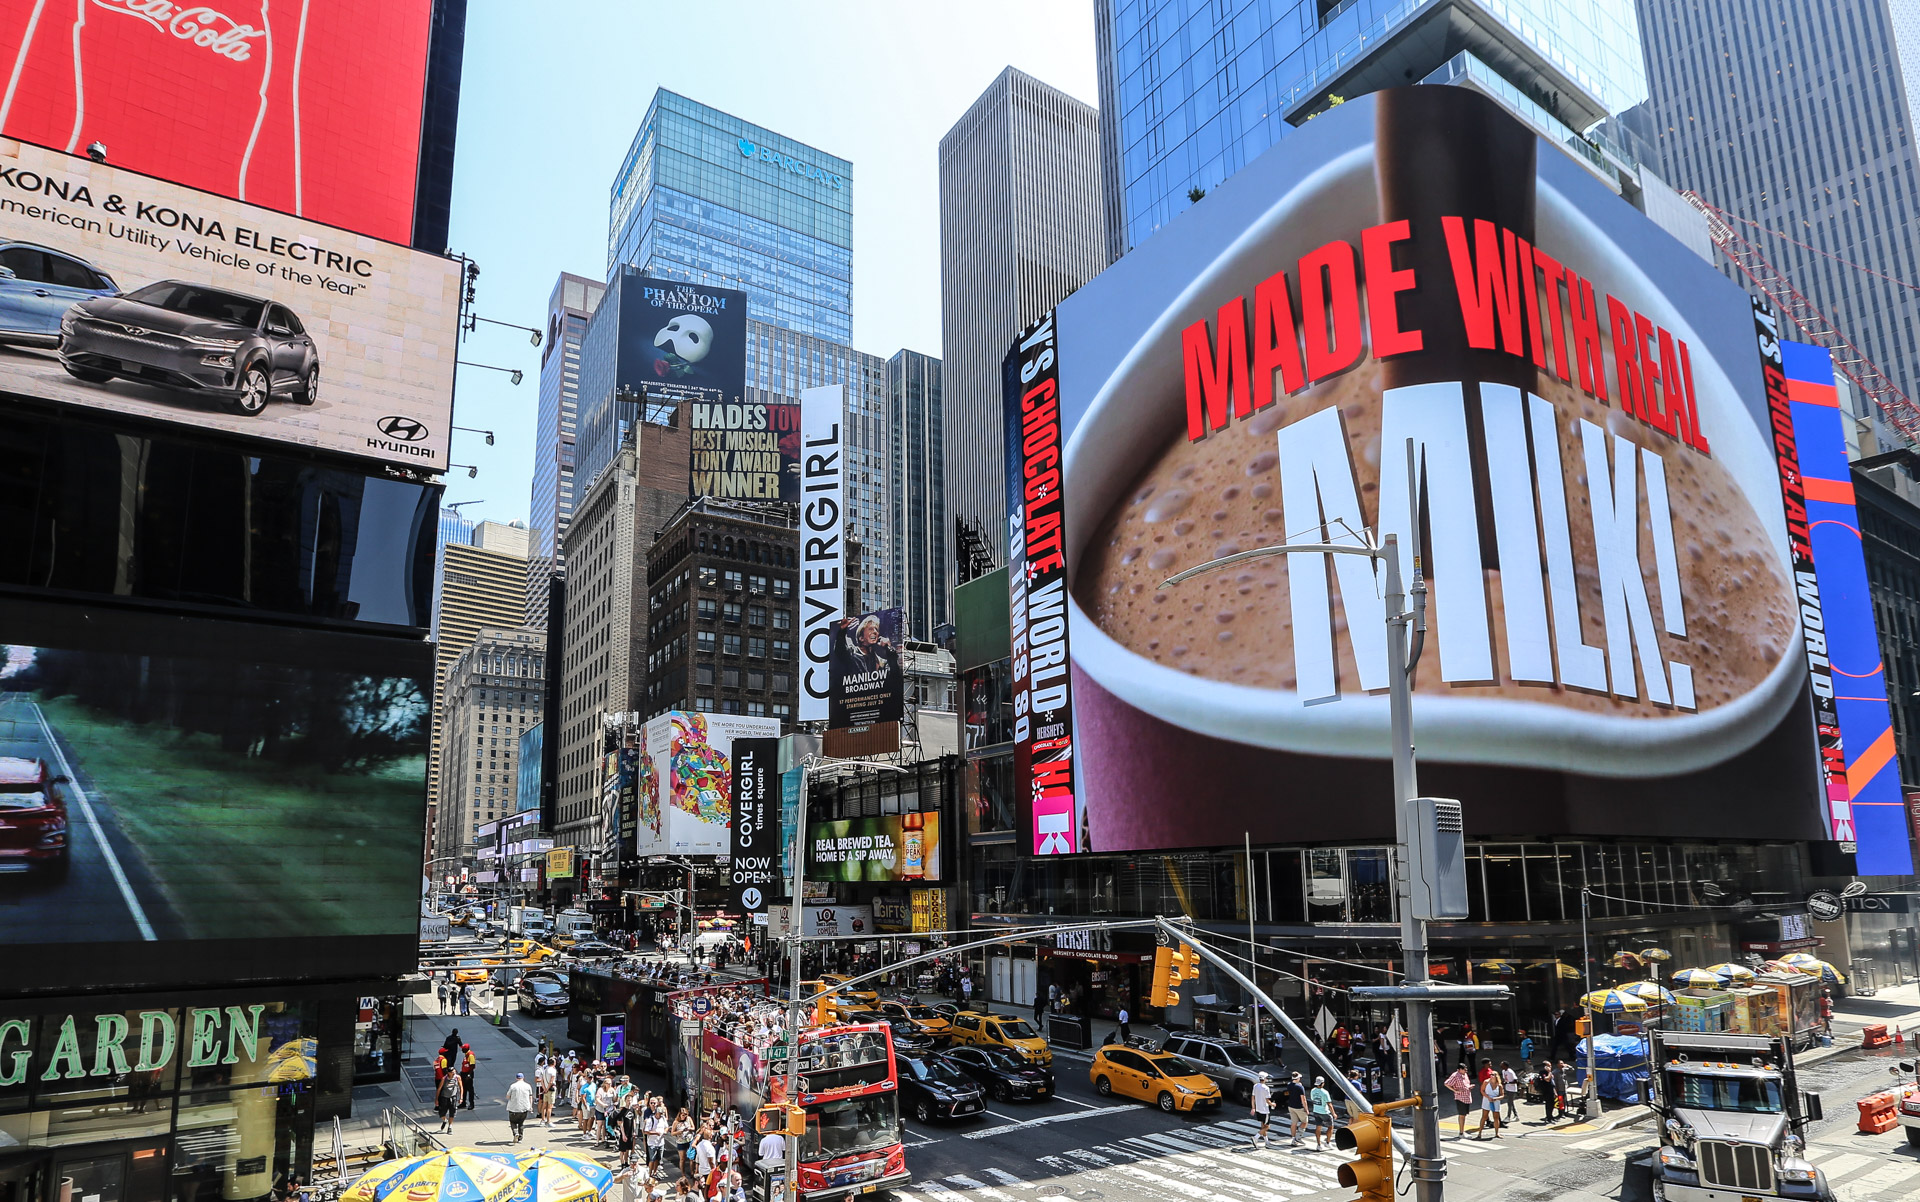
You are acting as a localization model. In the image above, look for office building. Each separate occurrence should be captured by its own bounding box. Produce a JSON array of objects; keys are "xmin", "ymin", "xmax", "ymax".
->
[
  {"xmin": 889, "ymin": 349, "xmax": 947, "ymax": 641},
  {"xmin": 608, "ymin": 88, "xmax": 852, "ymax": 343},
  {"xmin": 431, "ymin": 521, "xmax": 530, "ymax": 814},
  {"xmin": 554, "ymin": 416, "xmax": 694, "ymax": 857},
  {"xmin": 1094, "ymin": 0, "xmax": 1648, "ymax": 254},
  {"xmin": 641, "ymin": 498, "xmax": 801, "ymax": 722},
  {"xmin": 435, "ymin": 627, "xmax": 547, "ymax": 870},
  {"xmin": 1634, "ymin": 0, "xmax": 1920, "ymax": 423},
  {"xmin": 432, "ymin": 505, "xmax": 475, "ymax": 640},
  {"xmin": 939, "ymin": 68, "xmax": 1108, "ymax": 558},
  {"xmin": 529, "ymin": 272, "xmax": 607, "ymax": 630}
]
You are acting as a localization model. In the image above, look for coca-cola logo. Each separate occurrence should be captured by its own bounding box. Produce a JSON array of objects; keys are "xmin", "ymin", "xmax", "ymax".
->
[{"xmin": 92, "ymin": 0, "xmax": 267, "ymax": 63}]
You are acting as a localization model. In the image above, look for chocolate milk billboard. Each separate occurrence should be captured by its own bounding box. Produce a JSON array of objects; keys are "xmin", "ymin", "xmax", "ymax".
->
[{"xmin": 1012, "ymin": 89, "xmax": 1830, "ymax": 855}]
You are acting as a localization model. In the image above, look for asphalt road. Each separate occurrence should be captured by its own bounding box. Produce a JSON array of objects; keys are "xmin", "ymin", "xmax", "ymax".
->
[{"xmin": 0, "ymin": 694, "xmax": 173, "ymax": 942}]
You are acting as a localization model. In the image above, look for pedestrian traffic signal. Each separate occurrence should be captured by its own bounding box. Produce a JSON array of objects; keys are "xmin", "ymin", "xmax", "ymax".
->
[{"xmin": 1335, "ymin": 1097, "xmax": 1416, "ymax": 1202}]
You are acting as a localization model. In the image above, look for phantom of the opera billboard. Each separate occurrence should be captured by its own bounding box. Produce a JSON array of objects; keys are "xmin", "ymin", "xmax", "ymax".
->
[{"xmin": 1008, "ymin": 88, "xmax": 1835, "ymax": 857}]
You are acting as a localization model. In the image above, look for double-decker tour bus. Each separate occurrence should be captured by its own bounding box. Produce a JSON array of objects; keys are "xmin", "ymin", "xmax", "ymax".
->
[{"xmin": 696, "ymin": 1019, "xmax": 910, "ymax": 1201}]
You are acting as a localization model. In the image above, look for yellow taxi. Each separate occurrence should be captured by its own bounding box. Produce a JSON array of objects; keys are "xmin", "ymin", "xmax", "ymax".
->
[
  {"xmin": 818, "ymin": 973, "xmax": 879, "ymax": 1007},
  {"xmin": 507, "ymin": 939, "xmax": 558, "ymax": 962},
  {"xmin": 946, "ymin": 1011, "xmax": 1052, "ymax": 1067},
  {"xmin": 451, "ymin": 959, "xmax": 489, "ymax": 985},
  {"xmin": 1089, "ymin": 1044, "xmax": 1222, "ymax": 1113},
  {"xmin": 876, "ymin": 1000, "xmax": 952, "ymax": 1040},
  {"xmin": 800, "ymin": 980, "xmax": 867, "ymax": 1021}
]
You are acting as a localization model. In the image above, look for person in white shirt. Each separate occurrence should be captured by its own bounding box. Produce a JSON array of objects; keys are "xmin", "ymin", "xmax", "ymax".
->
[
  {"xmin": 644, "ymin": 1099, "xmax": 669, "ymax": 1177},
  {"xmin": 755, "ymin": 1130, "xmax": 786, "ymax": 1165},
  {"xmin": 534, "ymin": 1057, "xmax": 558, "ymax": 1126},
  {"xmin": 1250, "ymin": 1071, "xmax": 1274, "ymax": 1147},
  {"xmin": 503, "ymin": 1074, "xmax": 535, "ymax": 1144},
  {"xmin": 693, "ymin": 1127, "xmax": 717, "ymax": 1183}
]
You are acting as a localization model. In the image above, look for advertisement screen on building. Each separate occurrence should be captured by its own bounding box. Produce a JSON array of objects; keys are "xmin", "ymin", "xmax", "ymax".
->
[
  {"xmin": 2, "ymin": 0, "xmax": 435, "ymax": 244},
  {"xmin": 828, "ymin": 607, "xmax": 905, "ymax": 729},
  {"xmin": 1014, "ymin": 87, "xmax": 1827, "ymax": 855},
  {"xmin": 807, "ymin": 813, "xmax": 941, "ymax": 883},
  {"xmin": 0, "ymin": 139, "xmax": 460, "ymax": 468},
  {"xmin": 727, "ymin": 735, "xmax": 780, "ymax": 914},
  {"xmin": 638, "ymin": 710, "xmax": 782, "ymax": 856},
  {"xmin": 798, "ymin": 384, "xmax": 846, "ymax": 722},
  {"xmin": 1772, "ymin": 339, "xmax": 1911, "ymax": 873},
  {"xmin": 1, "ymin": 597, "xmax": 429, "ymax": 993}
]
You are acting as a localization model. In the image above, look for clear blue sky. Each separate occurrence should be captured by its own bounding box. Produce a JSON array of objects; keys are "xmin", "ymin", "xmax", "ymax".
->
[{"xmin": 440, "ymin": 1, "xmax": 1099, "ymax": 528}]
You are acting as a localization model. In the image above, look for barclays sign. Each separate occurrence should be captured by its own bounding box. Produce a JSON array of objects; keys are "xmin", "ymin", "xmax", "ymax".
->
[{"xmin": 737, "ymin": 138, "xmax": 843, "ymax": 190}]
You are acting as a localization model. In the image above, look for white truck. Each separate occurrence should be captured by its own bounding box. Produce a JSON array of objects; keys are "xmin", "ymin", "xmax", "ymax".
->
[
  {"xmin": 1892, "ymin": 1057, "xmax": 1920, "ymax": 1147},
  {"xmin": 507, "ymin": 906, "xmax": 551, "ymax": 938},
  {"xmin": 552, "ymin": 909, "xmax": 594, "ymax": 942},
  {"xmin": 1647, "ymin": 1029, "xmax": 1832, "ymax": 1201}
]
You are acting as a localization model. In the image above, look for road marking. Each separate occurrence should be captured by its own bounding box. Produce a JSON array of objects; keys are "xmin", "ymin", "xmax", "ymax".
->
[
  {"xmin": 1568, "ymin": 1127, "xmax": 1651, "ymax": 1151},
  {"xmin": 942, "ymin": 1174, "xmax": 1019, "ymax": 1202},
  {"xmin": 961, "ymin": 1103, "xmax": 1137, "ymax": 1139},
  {"xmin": 1847, "ymin": 1161, "xmax": 1920, "ymax": 1194},
  {"xmin": 1057, "ymin": 1095, "xmax": 1103, "ymax": 1108},
  {"xmin": 1813, "ymin": 1151, "xmax": 1874, "ymax": 1179},
  {"xmin": 1187, "ymin": 1149, "xmax": 1328, "ymax": 1194},
  {"xmin": 980, "ymin": 1168, "xmax": 1030, "ymax": 1190},
  {"xmin": 29, "ymin": 701, "xmax": 154, "ymax": 940}
]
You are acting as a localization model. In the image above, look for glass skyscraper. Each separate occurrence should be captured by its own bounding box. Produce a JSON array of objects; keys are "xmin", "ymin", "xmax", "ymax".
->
[
  {"xmin": 1095, "ymin": 0, "xmax": 1646, "ymax": 253},
  {"xmin": 888, "ymin": 349, "xmax": 946, "ymax": 642},
  {"xmin": 607, "ymin": 89, "xmax": 852, "ymax": 343},
  {"xmin": 527, "ymin": 271, "xmax": 604, "ymax": 630}
]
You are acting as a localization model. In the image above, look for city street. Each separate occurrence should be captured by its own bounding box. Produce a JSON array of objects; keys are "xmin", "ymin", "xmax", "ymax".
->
[{"xmin": 0, "ymin": 694, "xmax": 172, "ymax": 942}]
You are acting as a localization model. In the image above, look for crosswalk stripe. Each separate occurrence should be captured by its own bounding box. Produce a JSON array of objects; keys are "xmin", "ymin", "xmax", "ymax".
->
[
  {"xmin": 1111, "ymin": 1160, "xmax": 1259, "ymax": 1202},
  {"xmin": 944, "ymin": 1174, "xmax": 1021, "ymax": 1202},
  {"xmin": 1813, "ymin": 1151, "xmax": 1874, "ymax": 1179},
  {"xmin": 1187, "ymin": 1148, "xmax": 1336, "ymax": 1192},
  {"xmin": 1848, "ymin": 1161, "xmax": 1920, "ymax": 1195},
  {"xmin": 981, "ymin": 1168, "xmax": 1031, "ymax": 1190},
  {"xmin": 1568, "ymin": 1128, "xmax": 1652, "ymax": 1151},
  {"xmin": 1066, "ymin": 1148, "xmax": 1116, "ymax": 1166}
]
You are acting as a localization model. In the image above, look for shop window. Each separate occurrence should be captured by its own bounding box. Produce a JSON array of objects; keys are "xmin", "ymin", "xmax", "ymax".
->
[
  {"xmin": 1525, "ymin": 847, "xmax": 1570, "ymax": 922},
  {"xmin": 964, "ymin": 753, "xmax": 1015, "ymax": 836},
  {"xmin": 1346, "ymin": 849, "xmax": 1394, "ymax": 923},
  {"xmin": 1306, "ymin": 850, "xmax": 1344, "ymax": 923},
  {"xmin": 171, "ymin": 1083, "xmax": 312, "ymax": 1202},
  {"xmin": 1268, "ymin": 849, "xmax": 1306, "ymax": 923},
  {"xmin": 1482, "ymin": 845, "xmax": 1528, "ymax": 922}
]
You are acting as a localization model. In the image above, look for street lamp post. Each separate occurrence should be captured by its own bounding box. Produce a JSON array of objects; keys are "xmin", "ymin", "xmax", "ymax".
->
[
  {"xmin": 1162, "ymin": 440, "xmax": 1446, "ymax": 1200},
  {"xmin": 1582, "ymin": 886, "xmax": 1600, "ymax": 1122}
]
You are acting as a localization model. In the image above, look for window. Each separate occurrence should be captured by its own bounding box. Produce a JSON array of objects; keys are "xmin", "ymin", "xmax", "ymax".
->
[
  {"xmin": 724, "ymin": 570, "xmax": 744, "ymax": 591},
  {"xmin": 696, "ymin": 664, "xmax": 714, "ymax": 686},
  {"xmin": 773, "ymin": 703, "xmax": 791, "ymax": 720},
  {"xmin": 772, "ymin": 579, "xmax": 793, "ymax": 599},
  {"xmin": 747, "ymin": 701, "xmax": 767, "ymax": 717},
  {"xmin": 748, "ymin": 637, "xmax": 766, "ymax": 659},
  {"xmin": 698, "ymin": 566, "xmax": 718, "ymax": 588},
  {"xmin": 750, "ymin": 574, "xmax": 768, "ymax": 593},
  {"xmin": 748, "ymin": 670, "xmax": 765, "ymax": 690},
  {"xmin": 697, "ymin": 697, "xmax": 715, "ymax": 711},
  {"xmin": 697, "ymin": 631, "xmax": 716, "ymax": 654},
  {"xmin": 698, "ymin": 598, "xmax": 717, "ymax": 621},
  {"xmin": 772, "ymin": 609, "xmax": 791, "ymax": 631},
  {"xmin": 721, "ymin": 699, "xmax": 743, "ymax": 715},
  {"xmin": 723, "ymin": 666, "xmax": 741, "ymax": 687},
  {"xmin": 748, "ymin": 606, "xmax": 766, "ymax": 627},
  {"xmin": 723, "ymin": 634, "xmax": 743, "ymax": 656},
  {"xmin": 723, "ymin": 602, "xmax": 743, "ymax": 624},
  {"xmin": 772, "ymin": 639, "xmax": 791, "ymax": 660}
]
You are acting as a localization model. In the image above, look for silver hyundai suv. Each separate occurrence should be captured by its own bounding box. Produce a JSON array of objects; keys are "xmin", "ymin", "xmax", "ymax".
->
[{"xmin": 1159, "ymin": 1033, "xmax": 1283, "ymax": 1103}]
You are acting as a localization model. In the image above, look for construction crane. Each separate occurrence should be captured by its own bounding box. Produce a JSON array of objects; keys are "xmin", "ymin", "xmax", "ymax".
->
[{"xmin": 1681, "ymin": 190, "xmax": 1920, "ymax": 445}]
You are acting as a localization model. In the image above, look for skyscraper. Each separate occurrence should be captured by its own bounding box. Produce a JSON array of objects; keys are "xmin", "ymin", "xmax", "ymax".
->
[
  {"xmin": 432, "ymin": 504, "xmax": 475, "ymax": 641},
  {"xmin": 1094, "ymin": 0, "xmax": 1648, "ymax": 254},
  {"xmin": 608, "ymin": 89, "xmax": 852, "ymax": 343},
  {"xmin": 528, "ymin": 271, "xmax": 606, "ymax": 630},
  {"xmin": 889, "ymin": 349, "xmax": 947, "ymax": 641},
  {"xmin": 1634, "ymin": 0, "xmax": 1920, "ymax": 423},
  {"xmin": 435, "ymin": 627, "xmax": 546, "ymax": 871},
  {"xmin": 430, "ymin": 521, "xmax": 531, "ymax": 817},
  {"xmin": 939, "ymin": 67, "xmax": 1107, "ymax": 561}
]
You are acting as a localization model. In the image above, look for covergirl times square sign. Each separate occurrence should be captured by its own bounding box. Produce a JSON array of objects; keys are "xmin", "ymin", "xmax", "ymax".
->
[{"xmin": 1007, "ymin": 88, "xmax": 1879, "ymax": 867}]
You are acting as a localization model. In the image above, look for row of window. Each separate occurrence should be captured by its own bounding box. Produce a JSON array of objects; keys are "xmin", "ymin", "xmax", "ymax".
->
[
  {"xmin": 689, "ymin": 697, "xmax": 790, "ymax": 719},
  {"xmin": 694, "ymin": 664, "xmax": 790, "ymax": 692},
  {"xmin": 694, "ymin": 632, "xmax": 789, "ymax": 658},
  {"xmin": 693, "ymin": 599, "xmax": 792, "ymax": 628}
]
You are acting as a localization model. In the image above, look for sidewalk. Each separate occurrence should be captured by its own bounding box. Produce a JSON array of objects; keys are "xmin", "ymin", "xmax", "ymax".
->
[{"xmin": 1801, "ymin": 979, "xmax": 1920, "ymax": 1066}]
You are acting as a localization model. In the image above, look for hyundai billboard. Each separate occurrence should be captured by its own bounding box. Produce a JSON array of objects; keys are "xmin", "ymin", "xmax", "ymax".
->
[
  {"xmin": 0, "ymin": 138, "xmax": 459, "ymax": 468},
  {"xmin": 1010, "ymin": 88, "xmax": 1828, "ymax": 854},
  {"xmin": 1, "ymin": 0, "xmax": 435, "ymax": 244}
]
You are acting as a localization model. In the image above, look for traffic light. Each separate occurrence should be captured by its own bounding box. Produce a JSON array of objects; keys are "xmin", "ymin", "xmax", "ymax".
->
[
  {"xmin": 1335, "ymin": 1097, "xmax": 1416, "ymax": 1202},
  {"xmin": 1150, "ymin": 946, "xmax": 1175, "ymax": 1009},
  {"xmin": 1172, "ymin": 943, "xmax": 1201, "ymax": 986}
]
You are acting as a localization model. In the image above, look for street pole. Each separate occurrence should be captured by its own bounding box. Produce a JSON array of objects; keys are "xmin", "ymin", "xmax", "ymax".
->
[
  {"xmin": 1583, "ymin": 886, "xmax": 1599, "ymax": 1122},
  {"xmin": 1245, "ymin": 831, "xmax": 1260, "ymax": 1060},
  {"xmin": 782, "ymin": 760, "xmax": 811, "ymax": 1202}
]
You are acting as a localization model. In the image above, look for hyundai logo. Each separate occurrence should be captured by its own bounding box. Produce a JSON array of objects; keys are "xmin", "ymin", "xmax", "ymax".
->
[
  {"xmin": 377, "ymin": 415, "xmax": 429, "ymax": 442},
  {"xmin": 121, "ymin": 324, "xmax": 149, "ymax": 337}
]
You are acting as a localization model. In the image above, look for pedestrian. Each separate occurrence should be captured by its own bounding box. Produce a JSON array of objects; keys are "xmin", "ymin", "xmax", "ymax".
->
[
  {"xmin": 1250, "ymin": 1071, "xmax": 1274, "ymax": 1148},
  {"xmin": 1117, "ymin": 1007, "xmax": 1130, "ymax": 1045},
  {"xmin": 1331, "ymin": 1023, "xmax": 1352, "ymax": 1070},
  {"xmin": 459, "ymin": 984, "xmax": 472, "ymax": 1017},
  {"xmin": 441, "ymin": 1028, "xmax": 463, "ymax": 1065},
  {"xmin": 504, "ymin": 1073, "xmax": 534, "ymax": 1144},
  {"xmin": 612, "ymin": 1097, "xmax": 638, "ymax": 1169},
  {"xmin": 1551, "ymin": 1009, "xmax": 1577, "ymax": 1061},
  {"xmin": 1307, "ymin": 1076, "xmax": 1335, "ymax": 1151},
  {"xmin": 756, "ymin": 1124, "xmax": 786, "ymax": 1170},
  {"xmin": 433, "ymin": 1048, "xmax": 450, "ymax": 1089},
  {"xmin": 535, "ymin": 1055, "xmax": 557, "ymax": 1127},
  {"xmin": 1548, "ymin": 1059, "xmax": 1569, "ymax": 1122},
  {"xmin": 1456, "ymin": 1025, "xmax": 1477, "ymax": 1076},
  {"xmin": 595, "ymin": 1072, "xmax": 619, "ymax": 1144},
  {"xmin": 961, "ymin": 975, "xmax": 973, "ymax": 1009},
  {"xmin": 1283, "ymin": 1071, "xmax": 1309, "ymax": 1147},
  {"xmin": 692, "ymin": 1124, "xmax": 717, "ymax": 1191},
  {"xmin": 435, "ymin": 1067, "xmax": 463, "ymax": 1134},
  {"xmin": 437, "ymin": 980, "xmax": 450, "ymax": 1015},
  {"xmin": 646, "ymin": 1098, "xmax": 669, "ymax": 1177},
  {"xmin": 1500, "ymin": 1061, "xmax": 1520, "ymax": 1122},
  {"xmin": 1444, "ymin": 1065, "xmax": 1474, "ymax": 1138},
  {"xmin": 1032, "ymin": 985, "xmax": 1045, "ymax": 1022},
  {"xmin": 1519, "ymin": 1033, "xmax": 1534, "ymax": 1064},
  {"xmin": 460, "ymin": 1044, "xmax": 477, "ymax": 1110},
  {"xmin": 1475, "ymin": 1066, "xmax": 1503, "ymax": 1138},
  {"xmin": 1819, "ymin": 989, "xmax": 1834, "ymax": 1036}
]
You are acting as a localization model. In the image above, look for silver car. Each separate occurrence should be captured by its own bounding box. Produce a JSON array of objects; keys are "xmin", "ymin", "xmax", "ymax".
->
[
  {"xmin": 0, "ymin": 241, "xmax": 117, "ymax": 344},
  {"xmin": 1159, "ymin": 1033, "xmax": 1283, "ymax": 1103}
]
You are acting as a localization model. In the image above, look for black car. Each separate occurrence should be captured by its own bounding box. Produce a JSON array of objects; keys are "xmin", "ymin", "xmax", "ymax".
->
[
  {"xmin": 568, "ymin": 941, "xmax": 623, "ymax": 959},
  {"xmin": 842, "ymin": 1009, "xmax": 940, "ymax": 1057},
  {"xmin": 937, "ymin": 1046, "xmax": 1054, "ymax": 1102},
  {"xmin": 59, "ymin": 280, "xmax": 318, "ymax": 416},
  {"xmin": 515, "ymin": 975, "xmax": 569, "ymax": 1016},
  {"xmin": 897, "ymin": 1055, "xmax": 985, "ymax": 1123}
]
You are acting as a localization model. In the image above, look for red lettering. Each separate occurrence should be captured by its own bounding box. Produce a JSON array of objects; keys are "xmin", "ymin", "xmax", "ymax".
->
[
  {"xmin": 1607, "ymin": 295, "xmax": 1643, "ymax": 419},
  {"xmin": 1021, "ymin": 377, "xmax": 1057, "ymax": 412},
  {"xmin": 1251, "ymin": 269, "xmax": 1305, "ymax": 409},
  {"xmin": 1533, "ymin": 249, "xmax": 1572, "ymax": 384},
  {"xmin": 1361, "ymin": 220, "xmax": 1422, "ymax": 358},
  {"xmin": 1518, "ymin": 237, "xmax": 1546, "ymax": 369},
  {"xmin": 1658, "ymin": 329, "xmax": 1692, "ymax": 446},
  {"xmin": 1678, "ymin": 339, "xmax": 1709, "ymax": 453},
  {"xmin": 1636, "ymin": 312, "xmax": 1673, "ymax": 435},
  {"xmin": 1442, "ymin": 216, "xmax": 1524, "ymax": 355},
  {"xmin": 1566, "ymin": 271, "xmax": 1607, "ymax": 402},
  {"xmin": 1023, "ymin": 468, "xmax": 1058, "ymax": 503},
  {"xmin": 1182, "ymin": 296, "xmax": 1251, "ymax": 441},
  {"xmin": 1299, "ymin": 240, "xmax": 1363, "ymax": 381}
]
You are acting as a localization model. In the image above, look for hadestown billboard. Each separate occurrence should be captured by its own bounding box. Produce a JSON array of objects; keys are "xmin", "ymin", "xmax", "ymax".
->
[
  {"xmin": 1012, "ymin": 88, "xmax": 1840, "ymax": 858},
  {"xmin": 0, "ymin": 138, "xmax": 459, "ymax": 469}
]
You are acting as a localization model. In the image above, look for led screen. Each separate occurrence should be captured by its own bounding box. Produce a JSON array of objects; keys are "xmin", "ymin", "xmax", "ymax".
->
[
  {"xmin": 1, "ymin": 0, "xmax": 434, "ymax": 244},
  {"xmin": 0, "ymin": 597, "xmax": 429, "ymax": 993}
]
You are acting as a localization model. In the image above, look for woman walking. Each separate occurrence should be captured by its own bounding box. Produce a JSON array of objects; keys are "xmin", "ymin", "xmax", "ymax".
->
[{"xmin": 1475, "ymin": 1067, "xmax": 1504, "ymax": 1138}]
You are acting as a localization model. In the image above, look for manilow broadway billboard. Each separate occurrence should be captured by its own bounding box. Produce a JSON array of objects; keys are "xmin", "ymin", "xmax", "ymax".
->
[
  {"xmin": 1011, "ymin": 88, "xmax": 1839, "ymax": 858},
  {"xmin": 0, "ymin": 138, "xmax": 459, "ymax": 468}
]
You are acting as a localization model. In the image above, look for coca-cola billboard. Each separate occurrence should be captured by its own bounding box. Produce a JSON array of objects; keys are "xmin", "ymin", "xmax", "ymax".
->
[
  {"xmin": 0, "ymin": 137, "xmax": 458, "ymax": 468},
  {"xmin": 0, "ymin": 0, "xmax": 434, "ymax": 244}
]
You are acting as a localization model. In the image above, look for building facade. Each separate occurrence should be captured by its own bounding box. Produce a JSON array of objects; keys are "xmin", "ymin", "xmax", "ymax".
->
[
  {"xmin": 888, "ymin": 349, "xmax": 947, "ymax": 642},
  {"xmin": 529, "ymin": 272, "xmax": 606, "ymax": 631},
  {"xmin": 554, "ymin": 416, "xmax": 694, "ymax": 856},
  {"xmin": 608, "ymin": 89, "xmax": 852, "ymax": 343},
  {"xmin": 432, "ymin": 505, "xmax": 475, "ymax": 640},
  {"xmin": 939, "ymin": 67, "xmax": 1109, "ymax": 557},
  {"xmin": 641, "ymin": 498, "xmax": 801, "ymax": 722},
  {"xmin": 435, "ymin": 628, "xmax": 547, "ymax": 871},
  {"xmin": 430, "ymin": 522, "xmax": 529, "ymax": 814},
  {"xmin": 1633, "ymin": 0, "xmax": 1920, "ymax": 423}
]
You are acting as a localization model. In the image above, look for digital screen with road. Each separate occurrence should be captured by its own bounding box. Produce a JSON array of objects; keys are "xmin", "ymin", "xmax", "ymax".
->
[{"xmin": 0, "ymin": 597, "xmax": 430, "ymax": 992}]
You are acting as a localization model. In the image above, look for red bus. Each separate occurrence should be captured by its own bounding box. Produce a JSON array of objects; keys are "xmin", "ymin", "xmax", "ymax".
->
[{"xmin": 698, "ymin": 1020, "xmax": 910, "ymax": 1201}]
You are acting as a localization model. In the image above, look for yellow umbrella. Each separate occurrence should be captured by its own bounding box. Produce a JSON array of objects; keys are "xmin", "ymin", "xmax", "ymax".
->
[
  {"xmin": 1641, "ymin": 948, "xmax": 1673, "ymax": 962},
  {"xmin": 342, "ymin": 1151, "xmax": 523, "ymax": 1202},
  {"xmin": 1704, "ymin": 962, "xmax": 1756, "ymax": 984},
  {"xmin": 501, "ymin": 1151, "xmax": 614, "ymax": 1202},
  {"xmin": 266, "ymin": 1037, "xmax": 315, "ymax": 1083},
  {"xmin": 1580, "ymin": 989, "xmax": 1650, "ymax": 1013},
  {"xmin": 1553, "ymin": 962, "xmax": 1583, "ymax": 979},
  {"xmin": 1776, "ymin": 954, "xmax": 1846, "ymax": 984},
  {"xmin": 1476, "ymin": 959, "xmax": 1516, "ymax": 974},
  {"xmin": 1618, "ymin": 980, "xmax": 1677, "ymax": 1005},
  {"xmin": 1608, "ymin": 951, "xmax": 1645, "ymax": 969},
  {"xmin": 1671, "ymin": 967, "xmax": 1729, "ymax": 987}
]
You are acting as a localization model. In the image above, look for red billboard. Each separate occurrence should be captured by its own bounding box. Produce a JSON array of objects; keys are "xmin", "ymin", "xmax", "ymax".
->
[{"xmin": 0, "ymin": 0, "xmax": 433, "ymax": 244}]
